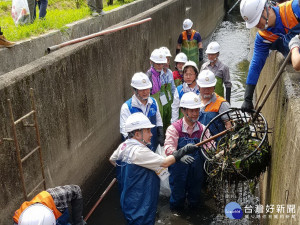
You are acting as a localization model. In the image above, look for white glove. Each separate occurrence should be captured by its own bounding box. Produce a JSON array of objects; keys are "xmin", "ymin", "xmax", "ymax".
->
[
  {"xmin": 289, "ymin": 35, "xmax": 300, "ymax": 50},
  {"xmin": 180, "ymin": 155, "xmax": 195, "ymax": 164}
]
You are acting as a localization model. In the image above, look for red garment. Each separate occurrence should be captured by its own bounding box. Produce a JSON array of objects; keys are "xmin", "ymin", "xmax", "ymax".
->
[{"xmin": 173, "ymin": 70, "xmax": 183, "ymax": 81}]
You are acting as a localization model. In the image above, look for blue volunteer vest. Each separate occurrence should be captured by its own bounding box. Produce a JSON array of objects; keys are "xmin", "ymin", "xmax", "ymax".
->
[{"xmin": 126, "ymin": 97, "xmax": 158, "ymax": 151}]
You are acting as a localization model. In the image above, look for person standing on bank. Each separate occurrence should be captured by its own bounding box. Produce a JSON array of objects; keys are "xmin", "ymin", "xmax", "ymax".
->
[
  {"xmin": 34, "ymin": 0, "xmax": 48, "ymax": 20},
  {"xmin": 0, "ymin": 27, "xmax": 15, "ymax": 48},
  {"xmin": 110, "ymin": 113, "xmax": 199, "ymax": 225},
  {"xmin": 173, "ymin": 52, "xmax": 188, "ymax": 87},
  {"xmin": 120, "ymin": 72, "xmax": 164, "ymax": 151},
  {"xmin": 87, "ymin": 0, "xmax": 105, "ymax": 16},
  {"xmin": 171, "ymin": 60, "xmax": 200, "ymax": 123},
  {"xmin": 146, "ymin": 48, "xmax": 174, "ymax": 133},
  {"xmin": 176, "ymin": 19, "xmax": 203, "ymax": 65},
  {"xmin": 201, "ymin": 41, "xmax": 232, "ymax": 103},
  {"xmin": 165, "ymin": 92, "xmax": 213, "ymax": 211},
  {"xmin": 13, "ymin": 185, "xmax": 85, "ymax": 225},
  {"xmin": 197, "ymin": 70, "xmax": 231, "ymax": 135},
  {"xmin": 240, "ymin": 0, "xmax": 300, "ymax": 112}
]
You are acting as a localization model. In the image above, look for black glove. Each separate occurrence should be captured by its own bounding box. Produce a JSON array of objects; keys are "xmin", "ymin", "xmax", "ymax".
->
[
  {"xmin": 72, "ymin": 198, "xmax": 85, "ymax": 225},
  {"xmin": 199, "ymin": 48, "xmax": 203, "ymax": 62},
  {"xmin": 241, "ymin": 84, "xmax": 256, "ymax": 112},
  {"xmin": 172, "ymin": 144, "xmax": 199, "ymax": 162},
  {"xmin": 176, "ymin": 48, "xmax": 180, "ymax": 55},
  {"xmin": 157, "ymin": 126, "xmax": 165, "ymax": 146},
  {"xmin": 226, "ymin": 87, "xmax": 231, "ymax": 104}
]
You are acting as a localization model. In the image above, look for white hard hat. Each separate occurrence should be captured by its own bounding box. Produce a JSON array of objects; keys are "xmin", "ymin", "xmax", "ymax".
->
[
  {"xmin": 197, "ymin": 70, "xmax": 217, "ymax": 87},
  {"xmin": 174, "ymin": 52, "xmax": 188, "ymax": 63},
  {"xmin": 150, "ymin": 49, "xmax": 167, "ymax": 64},
  {"xmin": 183, "ymin": 19, "xmax": 193, "ymax": 30},
  {"xmin": 183, "ymin": 60, "xmax": 199, "ymax": 74},
  {"xmin": 125, "ymin": 112, "xmax": 155, "ymax": 133},
  {"xmin": 19, "ymin": 204, "xmax": 56, "ymax": 225},
  {"xmin": 240, "ymin": 0, "xmax": 267, "ymax": 29},
  {"xmin": 206, "ymin": 42, "xmax": 221, "ymax": 54},
  {"xmin": 180, "ymin": 92, "xmax": 201, "ymax": 109},
  {"xmin": 131, "ymin": 72, "xmax": 152, "ymax": 90},
  {"xmin": 159, "ymin": 47, "xmax": 172, "ymax": 57}
]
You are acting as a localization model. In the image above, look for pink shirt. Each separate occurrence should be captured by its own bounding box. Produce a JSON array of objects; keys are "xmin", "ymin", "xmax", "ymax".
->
[{"xmin": 164, "ymin": 117, "xmax": 214, "ymax": 156}]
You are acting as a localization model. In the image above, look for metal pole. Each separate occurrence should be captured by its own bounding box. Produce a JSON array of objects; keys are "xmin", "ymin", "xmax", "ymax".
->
[
  {"xmin": 84, "ymin": 178, "xmax": 117, "ymax": 221},
  {"xmin": 254, "ymin": 85, "xmax": 266, "ymax": 110},
  {"xmin": 30, "ymin": 88, "xmax": 46, "ymax": 190},
  {"xmin": 47, "ymin": 18, "xmax": 152, "ymax": 53},
  {"xmin": 227, "ymin": 0, "xmax": 241, "ymax": 14},
  {"xmin": 253, "ymin": 51, "xmax": 291, "ymax": 121}
]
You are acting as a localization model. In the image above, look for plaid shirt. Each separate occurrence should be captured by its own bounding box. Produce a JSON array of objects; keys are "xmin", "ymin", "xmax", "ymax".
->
[{"xmin": 47, "ymin": 184, "xmax": 82, "ymax": 213}]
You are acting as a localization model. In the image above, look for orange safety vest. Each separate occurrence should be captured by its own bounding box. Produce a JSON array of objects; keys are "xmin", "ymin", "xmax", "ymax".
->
[
  {"xmin": 259, "ymin": 1, "xmax": 299, "ymax": 42},
  {"xmin": 182, "ymin": 30, "xmax": 196, "ymax": 41},
  {"xmin": 204, "ymin": 94, "xmax": 226, "ymax": 112},
  {"xmin": 13, "ymin": 191, "xmax": 62, "ymax": 223}
]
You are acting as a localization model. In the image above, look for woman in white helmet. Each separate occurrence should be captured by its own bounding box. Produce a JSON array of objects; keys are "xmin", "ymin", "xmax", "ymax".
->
[
  {"xmin": 165, "ymin": 92, "xmax": 214, "ymax": 211},
  {"xmin": 146, "ymin": 48, "xmax": 176, "ymax": 133},
  {"xmin": 173, "ymin": 52, "xmax": 188, "ymax": 87},
  {"xmin": 239, "ymin": 0, "xmax": 300, "ymax": 112},
  {"xmin": 13, "ymin": 185, "xmax": 85, "ymax": 225},
  {"xmin": 201, "ymin": 41, "xmax": 232, "ymax": 103},
  {"xmin": 171, "ymin": 60, "xmax": 200, "ymax": 123},
  {"xmin": 176, "ymin": 19, "xmax": 203, "ymax": 65},
  {"xmin": 110, "ymin": 112, "xmax": 199, "ymax": 225},
  {"xmin": 197, "ymin": 70, "xmax": 231, "ymax": 135},
  {"xmin": 120, "ymin": 72, "xmax": 164, "ymax": 151}
]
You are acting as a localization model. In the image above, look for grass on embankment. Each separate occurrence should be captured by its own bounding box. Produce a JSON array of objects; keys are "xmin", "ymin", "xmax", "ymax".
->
[{"xmin": 0, "ymin": 0, "xmax": 135, "ymax": 41}]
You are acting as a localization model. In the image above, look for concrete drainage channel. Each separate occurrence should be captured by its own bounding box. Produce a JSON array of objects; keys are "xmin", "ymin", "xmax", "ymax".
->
[{"xmin": 84, "ymin": 7, "xmax": 261, "ymax": 225}]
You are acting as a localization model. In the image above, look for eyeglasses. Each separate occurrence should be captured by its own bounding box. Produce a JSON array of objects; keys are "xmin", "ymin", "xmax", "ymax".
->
[{"xmin": 184, "ymin": 73, "xmax": 196, "ymax": 77}]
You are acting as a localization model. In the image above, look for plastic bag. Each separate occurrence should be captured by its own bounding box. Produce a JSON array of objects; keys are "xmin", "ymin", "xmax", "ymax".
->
[
  {"xmin": 156, "ymin": 144, "xmax": 171, "ymax": 197},
  {"xmin": 11, "ymin": 0, "xmax": 30, "ymax": 25}
]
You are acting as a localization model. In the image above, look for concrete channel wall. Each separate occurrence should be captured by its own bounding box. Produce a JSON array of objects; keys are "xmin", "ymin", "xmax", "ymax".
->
[
  {"xmin": 255, "ymin": 44, "xmax": 300, "ymax": 223},
  {"xmin": 0, "ymin": 0, "xmax": 224, "ymax": 223}
]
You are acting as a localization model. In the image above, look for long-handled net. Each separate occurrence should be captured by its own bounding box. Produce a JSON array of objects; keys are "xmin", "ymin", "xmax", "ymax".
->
[{"xmin": 200, "ymin": 108, "xmax": 271, "ymax": 209}]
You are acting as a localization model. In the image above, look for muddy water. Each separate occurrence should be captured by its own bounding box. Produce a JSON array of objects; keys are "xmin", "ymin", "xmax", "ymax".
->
[{"xmin": 86, "ymin": 7, "xmax": 255, "ymax": 225}]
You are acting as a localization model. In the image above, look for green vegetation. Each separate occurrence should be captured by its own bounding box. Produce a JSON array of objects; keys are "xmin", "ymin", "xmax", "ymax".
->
[{"xmin": 0, "ymin": 0, "xmax": 135, "ymax": 41}]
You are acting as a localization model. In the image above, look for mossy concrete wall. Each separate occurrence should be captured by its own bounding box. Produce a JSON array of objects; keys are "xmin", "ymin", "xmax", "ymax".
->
[
  {"xmin": 0, "ymin": 0, "xmax": 224, "ymax": 223},
  {"xmin": 256, "ymin": 49, "xmax": 300, "ymax": 224}
]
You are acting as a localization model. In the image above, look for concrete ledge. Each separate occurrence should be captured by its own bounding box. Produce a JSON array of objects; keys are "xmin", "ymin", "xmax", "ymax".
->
[
  {"xmin": 0, "ymin": 0, "xmax": 167, "ymax": 76},
  {"xmin": 257, "ymin": 51, "xmax": 300, "ymax": 225}
]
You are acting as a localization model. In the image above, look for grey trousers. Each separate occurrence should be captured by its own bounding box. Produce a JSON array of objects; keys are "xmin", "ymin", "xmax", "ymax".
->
[
  {"xmin": 27, "ymin": 0, "xmax": 36, "ymax": 23},
  {"xmin": 87, "ymin": 0, "xmax": 103, "ymax": 12}
]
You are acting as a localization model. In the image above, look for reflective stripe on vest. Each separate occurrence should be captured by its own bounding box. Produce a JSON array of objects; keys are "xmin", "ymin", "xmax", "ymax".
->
[
  {"xmin": 204, "ymin": 94, "xmax": 226, "ymax": 112},
  {"xmin": 182, "ymin": 30, "xmax": 196, "ymax": 40},
  {"xmin": 259, "ymin": 1, "xmax": 298, "ymax": 42},
  {"xmin": 13, "ymin": 191, "xmax": 62, "ymax": 223}
]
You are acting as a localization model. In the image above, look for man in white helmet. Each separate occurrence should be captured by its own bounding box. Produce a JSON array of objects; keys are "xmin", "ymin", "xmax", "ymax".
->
[
  {"xmin": 171, "ymin": 60, "xmax": 200, "ymax": 123},
  {"xmin": 201, "ymin": 41, "xmax": 232, "ymax": 103},
  {"xmin": 146, "ymin": 48, "xmax": 175, "ymax": 132},
  {"xmin": 110, "ymin": 112, "xmax": 199, "ymax": 225},
  {"xmin": 120, "ymin": 72, "xmax": 164, "ymax": 151},
  {"xmin": 176, "ymin": 19, "xmax": 203, "ymax": 65},
  {"xmin": 173, "ymin": 52, "xmax": 188, "ymax": 87},
  {"xmin": 240, "ymin": 0, "xmax": 300, "ymax": 112},
  {"xmin": 165, "ymin": 92, "xmax": 214, "ymax": 211},
  {"xmin": 197, "ymin": 70, "xmax": 231, "ymax": 135},
  {"xmin": 13, "ymin": 185, "xmax": 85, "ymax": 225}
]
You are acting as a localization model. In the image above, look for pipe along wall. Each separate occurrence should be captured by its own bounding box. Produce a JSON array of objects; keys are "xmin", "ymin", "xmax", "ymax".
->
[{"xmin": 0, "ymin": 0, "xmax": 224, "ymax": 223}]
